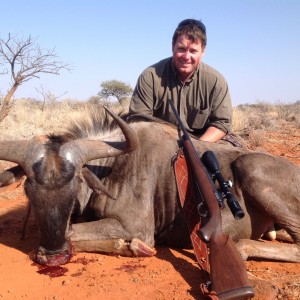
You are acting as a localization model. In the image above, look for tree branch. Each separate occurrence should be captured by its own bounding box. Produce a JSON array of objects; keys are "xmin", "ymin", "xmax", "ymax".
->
[{"xmin": 0, "ymin": 33, "xmax": 72, "ymax": 122}]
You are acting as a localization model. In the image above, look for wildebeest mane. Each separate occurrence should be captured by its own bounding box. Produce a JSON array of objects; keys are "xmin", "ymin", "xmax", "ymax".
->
[
  {"xmin": 47, "ymin": 108, "xmax": 117, "ymax": 141},
  {"xmin": 48, "ymin": 108, "xmax": 169, "ymax": 141}
]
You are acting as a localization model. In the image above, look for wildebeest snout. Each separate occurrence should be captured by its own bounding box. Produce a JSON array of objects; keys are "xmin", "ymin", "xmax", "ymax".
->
[{"xmin": 34, "ymin": 240, "xmax": 73, "ymax": 266}]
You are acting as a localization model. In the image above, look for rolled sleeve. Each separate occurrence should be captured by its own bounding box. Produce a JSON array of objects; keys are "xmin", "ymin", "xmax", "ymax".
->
[
  {"xmin": 129, "ymin": 70, "xmax": 154, "ymax": 116},
  {"xmin": 209, "ymin": 77, "xmax": 232, "ymax": 134}
]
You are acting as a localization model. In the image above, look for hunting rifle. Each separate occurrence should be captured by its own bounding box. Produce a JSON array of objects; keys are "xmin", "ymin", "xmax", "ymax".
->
[{"xmin": 168, "ymin": 99, "xmax": 254, "ymax": 300}]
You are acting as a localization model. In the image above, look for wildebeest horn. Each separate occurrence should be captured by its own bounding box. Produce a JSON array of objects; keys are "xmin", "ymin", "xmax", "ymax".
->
[
  {"xmin": 0, "ymin": 140, "xmax": 45, "ymax": 177},
  {"xmin": 60, "ymin": 107, "xmax": 139, "ymax": 165},
  {"xmin": 0, "ymin": 108, "xmax": 138, "ymax": 174}
]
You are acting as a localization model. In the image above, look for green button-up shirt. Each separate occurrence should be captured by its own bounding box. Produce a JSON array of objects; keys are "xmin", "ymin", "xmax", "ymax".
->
[{"xmin": 129, "ymin": 57, "xmax": 232, "ymax": 136}]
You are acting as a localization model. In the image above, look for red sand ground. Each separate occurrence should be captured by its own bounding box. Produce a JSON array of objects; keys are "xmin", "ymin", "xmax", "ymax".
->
[{"xmin": 0, "ymin": 127, "xmax": 299, "ymax": 300}]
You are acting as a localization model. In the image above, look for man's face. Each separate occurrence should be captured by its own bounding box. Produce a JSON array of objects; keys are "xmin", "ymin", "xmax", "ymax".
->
[{"xmin": 172, "ymin": 34, "xmax": 205, "ymax": 82}]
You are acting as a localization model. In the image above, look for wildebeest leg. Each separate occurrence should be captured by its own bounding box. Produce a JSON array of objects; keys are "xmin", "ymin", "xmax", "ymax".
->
[
  {"xmin": 232, "ymin": 154, "xmax": 300, "ymax": 259},
  {"xmin": 236, "ymin": 239, "xmax": 300, "ymax": 262},
  {"xmin": 70, "ymin": 219, "xmax": 156, "ymax": 257},
  {"xmin": 73, "ymin": 238, "xmax": 156, "ymax": 257}
]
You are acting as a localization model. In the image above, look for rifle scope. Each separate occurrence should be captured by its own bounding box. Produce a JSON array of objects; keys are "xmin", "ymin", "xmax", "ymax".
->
[{"xmin": 202, "ymin": 151, "xmax": 245, "ymax": 220}]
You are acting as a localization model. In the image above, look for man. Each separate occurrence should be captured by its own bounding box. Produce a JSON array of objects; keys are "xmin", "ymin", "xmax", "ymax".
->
[{"xmin": 129, "ymin": 19, "xmax": 232, "ymax": 143}]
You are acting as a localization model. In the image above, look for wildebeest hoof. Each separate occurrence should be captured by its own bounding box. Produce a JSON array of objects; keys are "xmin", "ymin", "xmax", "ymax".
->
[
  {"xmin": 129, "ymin": 238, "xmax": 156, "ymax": 257},
  {"xmin": 262, "ymin": 225, "xmax": 276, "ymax": 241},
  {"xmin": 235, "ymin": 240, "xmax": 249, "ymax": 260}
]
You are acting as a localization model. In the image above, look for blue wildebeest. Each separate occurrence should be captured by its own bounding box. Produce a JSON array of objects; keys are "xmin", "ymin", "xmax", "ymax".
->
[{"xmin": 0, "ymin": 108, "xmax": 299, "ymax": 266}]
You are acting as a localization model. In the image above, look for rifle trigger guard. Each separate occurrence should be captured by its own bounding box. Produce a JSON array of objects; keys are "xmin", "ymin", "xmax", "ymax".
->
[{"xmin": 197, "ymin": 201, "xmax": 209, "ymax": 218}]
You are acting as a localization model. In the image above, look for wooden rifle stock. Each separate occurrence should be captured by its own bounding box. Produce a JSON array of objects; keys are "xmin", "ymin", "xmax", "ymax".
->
[{"xmin": 168, "ymin": 100, "xmax": 254, "ymax": 299}]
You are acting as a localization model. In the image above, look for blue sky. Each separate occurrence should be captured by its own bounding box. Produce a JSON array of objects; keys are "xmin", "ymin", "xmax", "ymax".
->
[{"xmin": 1, "ymin": 0, "xmax": 300, "ymax": 106}]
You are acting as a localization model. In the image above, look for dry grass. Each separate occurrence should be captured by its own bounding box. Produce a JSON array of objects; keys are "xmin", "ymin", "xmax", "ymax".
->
[
  {"xmin": 233, "ymin": 101, "xmax": 300, "ymax": 147},
  {"xmin": 0, "ymin": 98, "xmax": 299, "ymax": 150},
  {"xmin": 0, "ymin": 98, "xmax": 130, "ymax": 140}
]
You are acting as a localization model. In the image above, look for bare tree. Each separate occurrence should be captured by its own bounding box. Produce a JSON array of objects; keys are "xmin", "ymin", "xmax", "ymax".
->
[
  {"xmin": 0, "ymin": 33, "xmax": 71, "ymax": 121},
  {"xmin": 35, "ymin": 85, "xmax": 68, "ymax": 112}
]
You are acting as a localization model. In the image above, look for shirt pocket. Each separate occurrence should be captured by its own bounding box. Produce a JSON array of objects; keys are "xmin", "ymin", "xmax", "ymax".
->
[{"xmin": 188, "ymin": 107, "xmax": 210, "ymax": 130}]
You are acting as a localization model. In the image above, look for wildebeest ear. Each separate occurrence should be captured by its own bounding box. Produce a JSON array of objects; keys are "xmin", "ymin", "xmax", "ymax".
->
[
  {"xmin": 0, "ymin": 165, "xmax": 25, "ymax": 187},
  {"xmin": 81, "ymin": 167, "xmax": 115, "ymax": 200}
]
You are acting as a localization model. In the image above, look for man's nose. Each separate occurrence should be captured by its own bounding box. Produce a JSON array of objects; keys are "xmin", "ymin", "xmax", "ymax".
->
[{"xmin": 182, "ymin": 51, "xmax": 190, "ymax": 60}]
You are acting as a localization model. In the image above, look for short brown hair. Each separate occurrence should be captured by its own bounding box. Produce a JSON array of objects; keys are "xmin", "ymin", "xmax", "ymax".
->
[{"xmin": 172, "ymin": 19, "xmax": 207, "ymax": 48}]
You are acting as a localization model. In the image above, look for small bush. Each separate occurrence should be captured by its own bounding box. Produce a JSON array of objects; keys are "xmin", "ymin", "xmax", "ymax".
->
[{"xmin": 248, "ymin": 130, "xmax": 266, "ymax": 148}]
